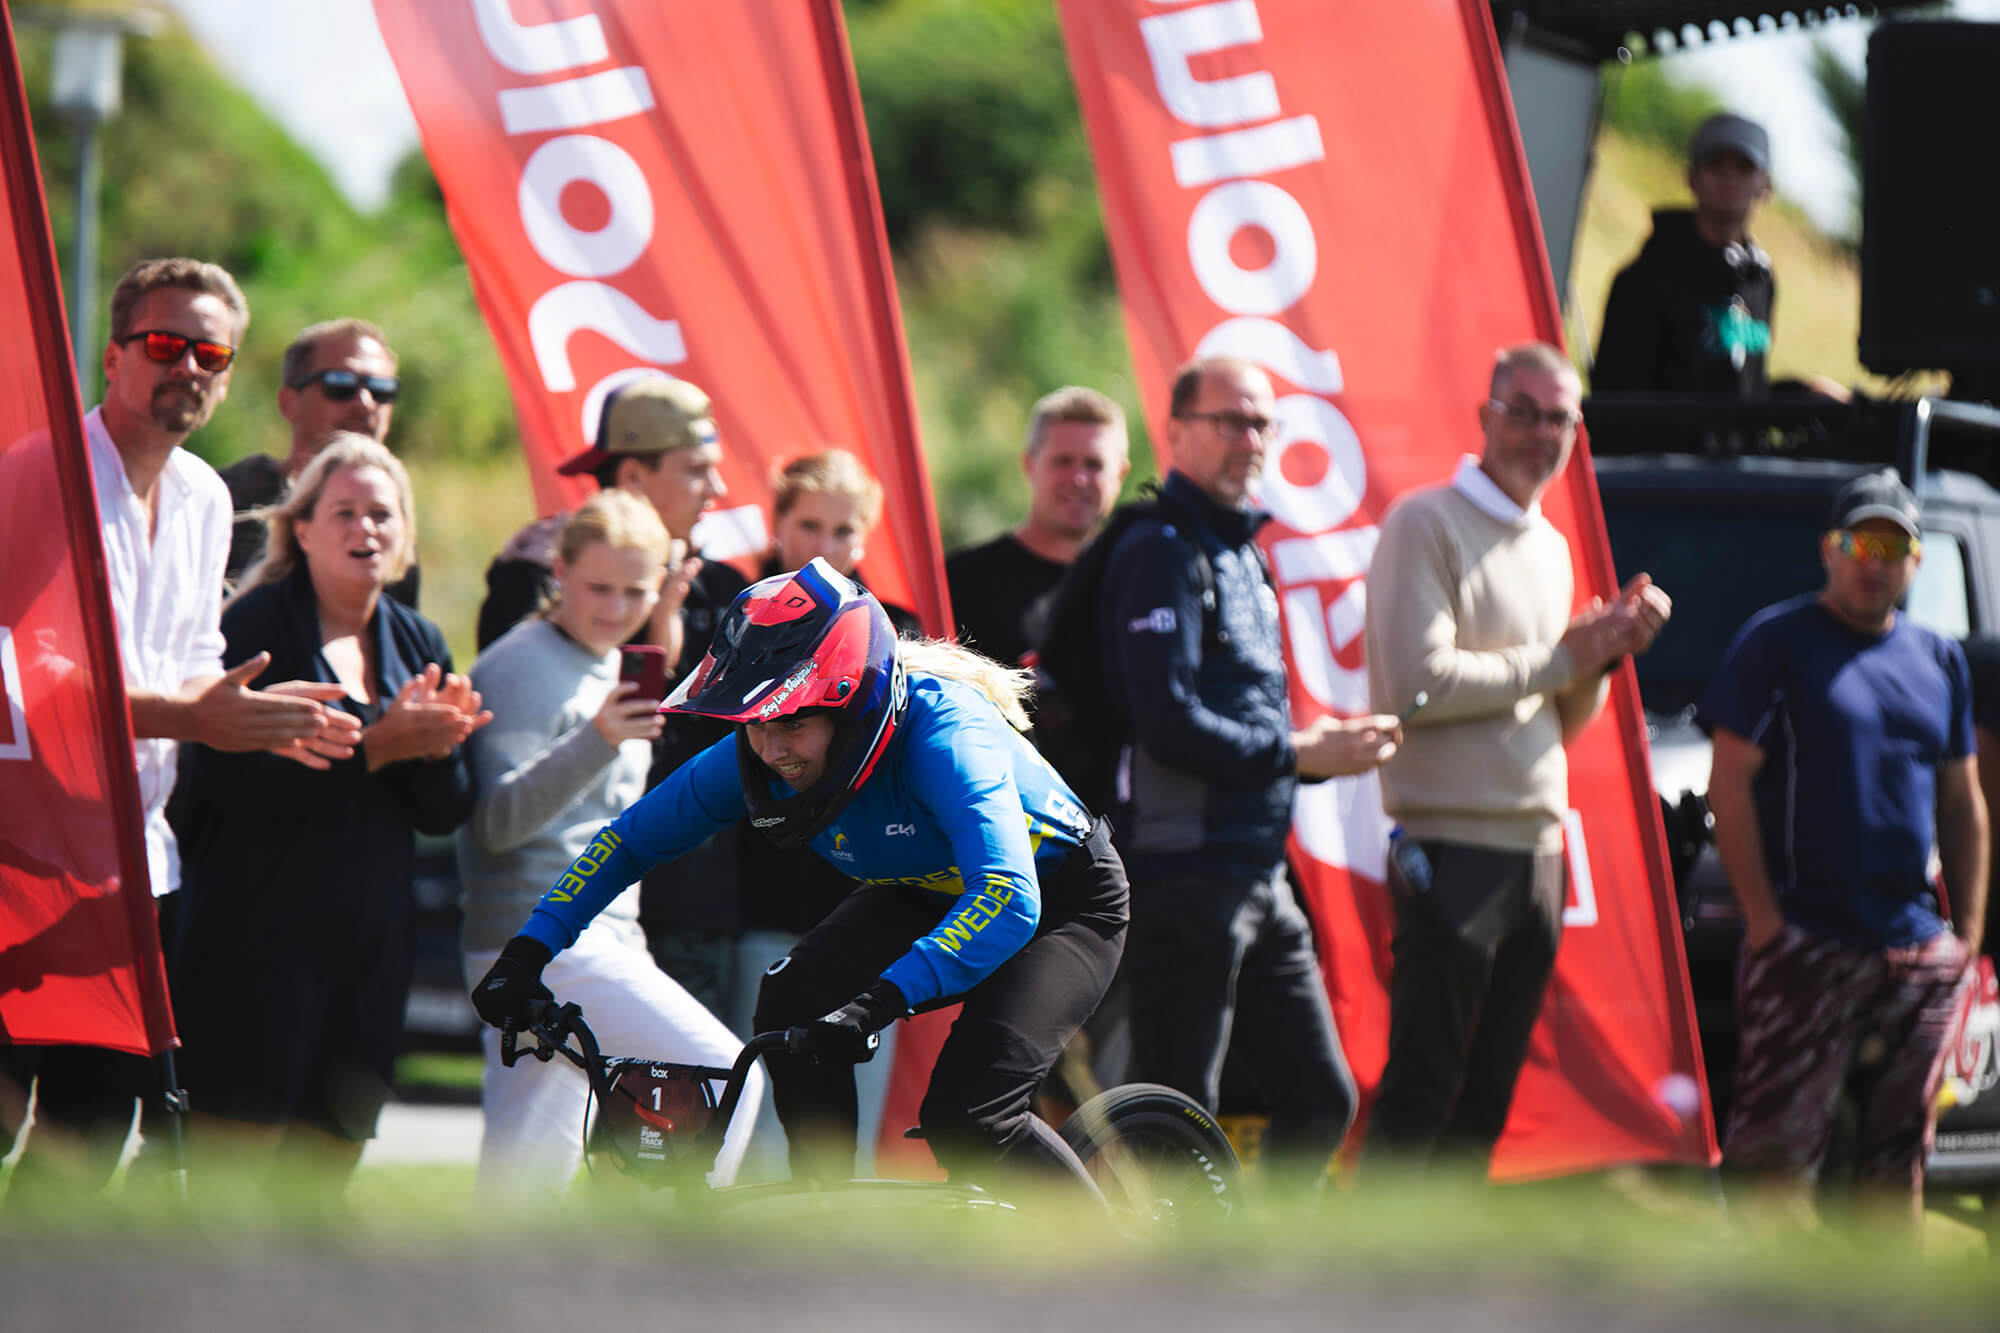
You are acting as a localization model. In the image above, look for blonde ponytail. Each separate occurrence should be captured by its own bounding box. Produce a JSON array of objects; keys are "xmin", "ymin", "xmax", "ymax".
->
[{"xmin": 899, "ymin": 639, "xmax": 1033, "ymax": 732}]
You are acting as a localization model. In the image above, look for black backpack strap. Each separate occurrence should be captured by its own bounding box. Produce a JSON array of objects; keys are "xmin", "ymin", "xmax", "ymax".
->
[{"xmin": 1147, "ymin": 487, "xmax": 1225, "ymax": 651}]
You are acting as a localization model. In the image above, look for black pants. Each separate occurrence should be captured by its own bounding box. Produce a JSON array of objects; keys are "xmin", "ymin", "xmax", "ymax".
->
[
  {"xmin": 0, "ymin": 1044, "xmax": 151, "ymax": 1206},
  {"xmin": 752, "ymin": 820, "xmax": 1127, "ymax": 1180},
  {"xmin": 1364, "ymin": 840, "xmax": 1564, "ymax": 1165},
  {"xmin": 2, "ymin": 891, "xmax": 182, "ymax": 1207},
  {"xmin": 1121, "ymin": 864, "xmax": 1357, "ymax": 1167}
]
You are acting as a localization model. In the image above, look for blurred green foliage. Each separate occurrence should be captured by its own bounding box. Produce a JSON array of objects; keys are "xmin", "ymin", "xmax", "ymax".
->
[
  {"xmin": 1805, "ymin": 40, "xmax": 1865, "ymax": 248},
  {"xmin": 845, "ymin": 0, "xmax": 1154, "ymax": 546},
  {"xmin": 1597, "ymin": 58, "xmax": 1725, "ymax": 159},
  {"xmin": 20, "ymin": 19, "xmax": 519, "ymax": 473},
  {"xmin": 2, "ymin": 1151, "xmax": 1995, "ymax": 1324},
  {"xmin": 847, "ymin": 0, "xmax": 1090, "ymax": 248}
]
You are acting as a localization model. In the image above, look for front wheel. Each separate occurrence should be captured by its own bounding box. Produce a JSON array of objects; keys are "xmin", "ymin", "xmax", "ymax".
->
[{"xmin": 1058, "ymin": 1083, "xmax": 1244, "ymax": 1222}]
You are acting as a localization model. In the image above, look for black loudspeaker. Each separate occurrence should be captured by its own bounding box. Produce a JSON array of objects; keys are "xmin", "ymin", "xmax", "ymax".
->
[{"xmin": 1860, "ymin": 21, "xmax": 2000, "ymax": 375}]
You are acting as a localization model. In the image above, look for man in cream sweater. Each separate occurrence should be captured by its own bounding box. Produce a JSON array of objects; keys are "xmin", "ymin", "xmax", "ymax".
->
[{"xmin": 1362, "ymin": 341, "xmax": 1671, "ymax": 1167}]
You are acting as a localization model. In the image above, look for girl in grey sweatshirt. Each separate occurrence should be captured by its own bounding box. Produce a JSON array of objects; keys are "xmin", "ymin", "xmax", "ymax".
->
[{"xmin": 456, "ymin": 491, "xmax": 760, "ymax": 1195}]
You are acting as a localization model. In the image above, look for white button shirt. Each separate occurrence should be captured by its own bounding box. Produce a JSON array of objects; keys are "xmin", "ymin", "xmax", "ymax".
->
[{"xmin": 86, "ymin": 406, "xmax": 231, "ymax": 896}]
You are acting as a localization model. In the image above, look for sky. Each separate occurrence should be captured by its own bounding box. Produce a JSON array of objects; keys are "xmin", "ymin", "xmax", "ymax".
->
[
  {"xmin": 160, "ymin": 0, "xmax": 416, "ymax": 210},
  {"xmin": 153, "ymin": 1, "xmax": 2000, "ymax": 233}
]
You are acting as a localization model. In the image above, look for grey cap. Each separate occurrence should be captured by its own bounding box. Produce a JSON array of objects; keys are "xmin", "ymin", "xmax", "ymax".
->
[
  {"xmin": 1690, "ymin": 113, "xmax": 1770, "ymax": 174},
  {"xmin": 1827, "ymin": 469, "xmax": 1920, "ymax": 537}
]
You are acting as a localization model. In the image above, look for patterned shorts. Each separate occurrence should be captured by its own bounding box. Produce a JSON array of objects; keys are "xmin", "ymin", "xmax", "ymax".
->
[{"xmin": 1723, "ymin": 924, "xmax": 1970, "ymax": 1187}]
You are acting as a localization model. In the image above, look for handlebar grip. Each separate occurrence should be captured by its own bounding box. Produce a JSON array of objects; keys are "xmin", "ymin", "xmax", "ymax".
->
[
  {"xmin": 500, "ymin": 1021, "xmax": 522, "ymax": 1068},
  {"xmin": 781, "ymin": 1026, "xmax": 881, "ymax": 1058},
  {"xmin": 499, "ymin": 997, "xmax": 571, "ymax": 1069}
]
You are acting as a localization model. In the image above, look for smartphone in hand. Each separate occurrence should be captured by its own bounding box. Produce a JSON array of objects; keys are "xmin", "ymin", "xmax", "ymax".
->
[{"xmin": 619, "ymin": 645, "xmax": 670, "ymax": 704}]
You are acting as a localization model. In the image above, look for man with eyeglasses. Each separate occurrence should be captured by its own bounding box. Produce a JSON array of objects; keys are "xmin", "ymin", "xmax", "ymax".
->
[
  {"xmin": 1363, "ymin": 341, "xmax": 1671, "ymax": 1170},
  {"xmin": 216, "ymin": 318, "xmax": 416, "ymax": 604},
  {"xmin": 2, "ymin": 258, "xmax": 360, "ymax": 1207},
  {"xmin": 1702, "ymin": 470, "xmax": 1984, "ymax": 1227},
  {"xmin": 1100, "ymin": 355, "xmax": 1403, "ymax": 1189}
]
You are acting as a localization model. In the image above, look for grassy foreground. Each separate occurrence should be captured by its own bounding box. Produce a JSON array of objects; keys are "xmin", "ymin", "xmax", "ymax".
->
[{"xmin": 2, "ymin": 1159, "xmax": 1994, "ymax": 1326}]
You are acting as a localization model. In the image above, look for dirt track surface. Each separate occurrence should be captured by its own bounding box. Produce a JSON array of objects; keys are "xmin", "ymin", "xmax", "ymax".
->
[{"xmin": 0, "ymin": 1249, "xmax": 1941, "ymax": 1332}]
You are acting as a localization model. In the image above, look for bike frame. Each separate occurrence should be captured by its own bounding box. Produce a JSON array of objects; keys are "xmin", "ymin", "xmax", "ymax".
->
[{"xmin": 499, "ymin": 997, "xmax": 1241, "ymax": 1221}]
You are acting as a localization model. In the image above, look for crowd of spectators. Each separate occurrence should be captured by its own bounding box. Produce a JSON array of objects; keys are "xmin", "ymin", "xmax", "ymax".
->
[
  {"xmin": 3, "ymin": 120, "xmax": 1984, "ymax": 1229},
  {"xmin": 3, "ymin": 258, "xmax": 366, "ymax": 1202}
]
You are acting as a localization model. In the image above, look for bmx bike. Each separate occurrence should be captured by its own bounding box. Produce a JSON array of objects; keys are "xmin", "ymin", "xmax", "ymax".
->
[{"xmin": 502, "ymin": 998, "xmax": 1244, "ymax": 1222}]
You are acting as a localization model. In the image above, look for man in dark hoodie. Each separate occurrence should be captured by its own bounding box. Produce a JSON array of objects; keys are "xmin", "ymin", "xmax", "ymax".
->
[{"xmin": 1593, "ymin": 113, "xmax": 1775, "ymax": 396}]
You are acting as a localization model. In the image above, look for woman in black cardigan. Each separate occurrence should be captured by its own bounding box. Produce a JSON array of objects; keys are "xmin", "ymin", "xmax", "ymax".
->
[{"xmin": 172, "ymin": 433, "xmax": 488, "ymax": 1188}]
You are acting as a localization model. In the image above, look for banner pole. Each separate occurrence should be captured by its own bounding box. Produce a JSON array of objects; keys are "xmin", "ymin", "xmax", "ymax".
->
[{"xmin": 155, "ymin": 1049, "xmax": 187, "ymax": 1202}]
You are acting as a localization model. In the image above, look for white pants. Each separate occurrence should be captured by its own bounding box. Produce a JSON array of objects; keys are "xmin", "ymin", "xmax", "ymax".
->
[{"xmin": 464, "ymin": 919, "xmax": 764, "ymax": 1199}]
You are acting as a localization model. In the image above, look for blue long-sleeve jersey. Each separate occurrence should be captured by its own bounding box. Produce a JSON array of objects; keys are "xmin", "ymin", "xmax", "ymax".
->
[{"xmin": 520, "ymin": 674, "xmax": 1094, "ymax": 1007}]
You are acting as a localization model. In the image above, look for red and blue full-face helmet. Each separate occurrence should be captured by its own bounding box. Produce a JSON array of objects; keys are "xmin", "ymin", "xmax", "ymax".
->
[{"xmin": 663, "ymin": 558, "xmax": 907, "ymax": 847}]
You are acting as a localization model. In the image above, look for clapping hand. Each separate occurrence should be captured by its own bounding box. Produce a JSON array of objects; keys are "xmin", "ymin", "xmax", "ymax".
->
[
  {"xmin": 1612, "ymin": 572, "xmax": 1672, "ymax": 652},
  {"xmin": 192, "ymin": 654, "xmax": 333, "ymax": 750},
  {"xmin": 433, "ymin": 671, "xmax": 495, "ymax": 748},
  {"xmin": 1561, "ymin": 574, "xmax": 1673, "ymax": 676},
  {"xmin": 362, "ymin": 664, "xmax": 491, "ymax": 770},
  {"xmin": 263, "ymin": 678, "xmax": 363, "ymax": 769}
]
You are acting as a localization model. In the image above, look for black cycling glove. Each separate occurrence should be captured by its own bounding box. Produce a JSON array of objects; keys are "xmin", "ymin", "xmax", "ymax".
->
[
  {"xmin": 807, "ymin": 978, "xmax": 910, "ymax": 1064},
  {"xmin": 472, "ymin": 935, "xmax": 554, "ymax": 1030}
]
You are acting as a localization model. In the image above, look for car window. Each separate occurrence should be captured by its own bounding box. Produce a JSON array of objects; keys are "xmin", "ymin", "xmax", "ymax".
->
[
  {"xmin": 1602, "ymin": 506, "xmax": 1826, "ymax": 715},
  {"xmin": 1604, "ymin": 504, "xmax": 1978, "ymax": 714},
  {"xmin": 1907, "ymin": 529, "xmax": 1972, "ymax": 639}
]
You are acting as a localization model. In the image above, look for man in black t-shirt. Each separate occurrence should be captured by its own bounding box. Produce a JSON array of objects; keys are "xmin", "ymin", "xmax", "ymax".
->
[
  {"xmin": 945, "ymin": 385, "xmax": 1130, "ymax": 668},
  {"xmin": 219, "ymin": 317, "xmax": 419, "ymax": 604}
]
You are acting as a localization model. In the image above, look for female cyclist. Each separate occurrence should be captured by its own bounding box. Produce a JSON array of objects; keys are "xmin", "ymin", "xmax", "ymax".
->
[{"xmin": 473, "ymin": 558, "xmax": 1127, "ymax": 1186}]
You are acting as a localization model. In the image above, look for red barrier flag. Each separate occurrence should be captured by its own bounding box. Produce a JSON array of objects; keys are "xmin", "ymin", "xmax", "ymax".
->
[
  {"xmin": 1055, "ymin": 0, "xmax": 1715, "ymax": 1176},
  {"xmin": 371, "ymin": 0, "xmax": 948, "ymax": 633},
  {"xmin": 0, "ymin": 5, "xmax": 175, "ymax": 1056}
]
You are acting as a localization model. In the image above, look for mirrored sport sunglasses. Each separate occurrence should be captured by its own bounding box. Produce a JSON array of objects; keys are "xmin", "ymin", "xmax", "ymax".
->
[
  {"xmin": 120, "ymin": 330, "xmax": 236, "ymax": 373},
  {"xmin": 1829, "ymin": 528, "xmax": 1921, "ymax": 562},
  {"xmin": 290, "ymin": 368, "xmax": 402, "ymax": 404}
]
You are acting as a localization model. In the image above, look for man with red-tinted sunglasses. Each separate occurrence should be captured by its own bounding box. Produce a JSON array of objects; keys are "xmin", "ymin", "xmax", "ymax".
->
[
  {"xmin": 216, "ymin": 317, "xmax": 417, "ymax": 605},
  {"xmin": 1704, "ymin": 469, "xmax": 1987, "ymax": 1229},
  {"xmin": 0, "ymin": 258, "xmax": 360, "ymax": 1207}
]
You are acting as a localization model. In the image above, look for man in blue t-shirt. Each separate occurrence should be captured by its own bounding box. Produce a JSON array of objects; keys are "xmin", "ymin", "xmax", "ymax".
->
[{"xmin": 1701, "ymin": 469, "xmax": 1987, "ymax": 1223}]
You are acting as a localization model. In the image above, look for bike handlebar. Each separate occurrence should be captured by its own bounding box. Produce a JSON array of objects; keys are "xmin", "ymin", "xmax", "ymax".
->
[{"xmin": 497, "ymin": 999, "xmax": 869, "ymax": 1167}]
